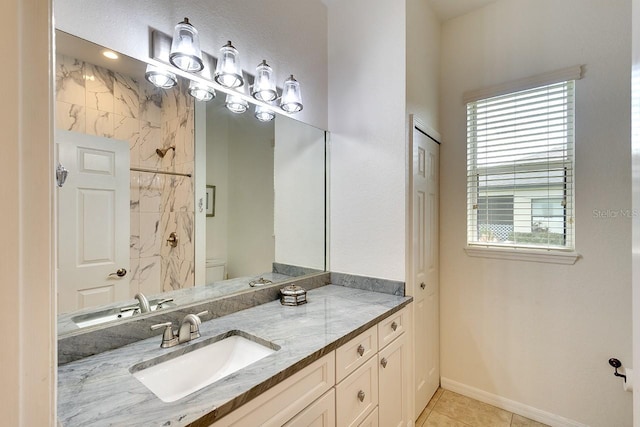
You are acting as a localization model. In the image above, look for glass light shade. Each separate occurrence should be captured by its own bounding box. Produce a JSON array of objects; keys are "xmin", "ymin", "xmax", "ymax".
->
[
  {"xmin": 144, "ymin": 64, "xmax": 178, "ymax": 89},
  {"xmin": 169, "ymin": 18, "xmax": 204, "ymax": 72},
  {"xmin": 188, "ymin": 80, "xmax": 216, "ymax": 102},
  {"xmin": 214, "ymin": 41, "xmax": 244, "ymax": 88},
  {"xmin": 252, "ymin": 60, "xmax": 278, "ymax": 102},
  {"xmin": 255, "ymin": 105, "xmax": 276, "ymax": 122},
  {"xmin": 280, "ymin": 75, "xmax": 303, "ymax": 113},
  {"xmin": 225, "ymin": 92, "xmax": 248, "ymax": 114}
]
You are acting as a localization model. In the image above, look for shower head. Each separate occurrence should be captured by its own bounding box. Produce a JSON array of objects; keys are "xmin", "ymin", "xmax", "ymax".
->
[{"xmin": 155, "ymin": 146, "xmax": 176, "ymax": 158}]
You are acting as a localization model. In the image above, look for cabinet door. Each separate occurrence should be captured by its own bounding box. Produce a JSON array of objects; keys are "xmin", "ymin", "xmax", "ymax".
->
[
  {"xmin": 336, "ymin": 357, "xmax": 378, "ymax": 427},
  {"xmin": 284, "ymin": 389, "xmax": 335, "ymax": 427},
  {"xmin": 378, "ymin": 334, "xmax": 409, "ymax": 427}
]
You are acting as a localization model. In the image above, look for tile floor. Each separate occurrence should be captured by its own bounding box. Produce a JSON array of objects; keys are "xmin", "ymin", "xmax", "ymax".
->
[{"xmin": 416, "ymin": 388, "xmax": 550, "ymax": 427}]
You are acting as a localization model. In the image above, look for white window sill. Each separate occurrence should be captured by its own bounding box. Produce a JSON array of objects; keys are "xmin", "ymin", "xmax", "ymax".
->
[{"xmin": 464, "ymin": 246, "xmax": 580, "ymax": 265}]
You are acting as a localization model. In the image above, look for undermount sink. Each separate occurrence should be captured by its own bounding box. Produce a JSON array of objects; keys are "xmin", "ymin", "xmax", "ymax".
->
[
  {"xmin": 130, "ymin": 331, "xmax": 279, "ymax": 403},
  {"xmin": 71, "ymin": 299, "xmax": 177, "ymax": 328}
]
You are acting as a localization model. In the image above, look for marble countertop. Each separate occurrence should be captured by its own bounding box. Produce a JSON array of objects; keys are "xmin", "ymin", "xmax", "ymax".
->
[
  {"xmin": 58, "ymin": 272, "xmax": 292, "ymax": 336},
  {"xmin": 57, "ymin": 285, "xmax": 411, "ymax": 426}
]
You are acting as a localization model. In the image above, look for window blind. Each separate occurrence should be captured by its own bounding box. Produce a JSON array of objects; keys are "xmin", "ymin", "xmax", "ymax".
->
[{"xmin": 467, "ymin": 80, "xmax": 575, "ymax": 250}]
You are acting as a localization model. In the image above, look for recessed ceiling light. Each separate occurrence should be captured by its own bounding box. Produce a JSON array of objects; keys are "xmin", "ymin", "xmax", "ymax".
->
[{"xmin": 102, "ymin": 50, "xmax": 118, "ymax": 60}]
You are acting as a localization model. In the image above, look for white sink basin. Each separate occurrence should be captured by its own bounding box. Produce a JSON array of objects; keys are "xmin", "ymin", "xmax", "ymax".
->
[{"xmin": 131, "ymin": 332, "xmax": 278, "ymax": 402}]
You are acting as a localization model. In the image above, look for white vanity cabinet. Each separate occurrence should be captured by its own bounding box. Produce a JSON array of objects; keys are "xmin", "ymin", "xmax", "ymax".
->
[
  {"xmin": 334, "ymin": 306, "xmax": 409, "ymax": 427},
  {"xmin": 210, "ymin": 306, "xmax": 410, "ymax": 427}
]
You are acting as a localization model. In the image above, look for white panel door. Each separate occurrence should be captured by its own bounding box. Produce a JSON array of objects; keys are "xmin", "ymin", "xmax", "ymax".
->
[
  {"xmin": 56, "ymin": 130, "xmax": 130, "ymax": 314},
  {"xmin": 413, "ymin": 125, "xmax": 440, "ymax": 417}
]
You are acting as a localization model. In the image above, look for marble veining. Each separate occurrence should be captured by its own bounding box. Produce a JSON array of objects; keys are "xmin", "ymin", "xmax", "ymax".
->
[
  {"xmin": 85, "ymin": 63, "xmax": 114, "ymax": 112},
  {"xmin": 114, "ymin": 72, "xmax": 140, "ymax": 119},
  {"xmin": 85, "ymin": 108, "xmax": 114, "ymax": 137},
  {"xmin": 56, "ymin": 54, "xmax": 85, "ymax": 105},
  {"xmin": 57, "ymin": 285, "xmax": 411, "ymax": 427},
  {"xmin": 56, "ymin": 101, "xmax": 85, "ymax": 133},
  {"xmin": 139, "ymin": 83, "xmax": 163, "ymax": 124}
]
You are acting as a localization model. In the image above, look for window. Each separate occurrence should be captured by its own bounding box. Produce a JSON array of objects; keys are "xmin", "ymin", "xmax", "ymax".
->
[{"xmin": 466, "ymin": 80, "xmax": 575, "ymax": 250}]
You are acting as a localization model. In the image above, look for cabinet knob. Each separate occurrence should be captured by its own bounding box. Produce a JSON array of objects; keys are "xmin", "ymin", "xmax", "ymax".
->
[
  {"xmin": 357, "ymin": 390, "xmax": 365, "ymax": 402},
  {"xmin": 381, "ymin": 357, "xmax": 388, "ymax": 368},
  {"xmin": 420, "ymin": 282, "xmax": 426, "ymax": 290},
  {"xmin": 357, "ymin": 344, "xmax": 365, "ymax": 357},
  {"xmin": 391, "ymin": 321, "xmax": 398, "ymax": 331}
]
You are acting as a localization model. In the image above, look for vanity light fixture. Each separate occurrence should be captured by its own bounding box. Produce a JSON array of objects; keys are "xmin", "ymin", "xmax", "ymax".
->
[
  {"xmin": 169, "ymin": 18, "xmax": 204, "ymax": 72},
  {"xmin": 251, "ymin": 60, "xmax": 278, "ymax": 102},
  {"xmin": 144, "ymin": 64, "xmax": 178, "ymax": 89},
  {"xmin": 254, "ymin": 104, "xmax": 276, "ymax": 122},
  {"xmin": 188, "ymin": 80, "xmax": 216, "ymax": 102},
  {"xmin": 214, "ymin": 41, "xmax": 244, "ymax": 88},
  {"xmin": 280, "ymin": 75, "xmax": 303, "ymax": 113},
  {"xmin": 225, "ymin": 84, "xmax": 249, "ymax": 113}
]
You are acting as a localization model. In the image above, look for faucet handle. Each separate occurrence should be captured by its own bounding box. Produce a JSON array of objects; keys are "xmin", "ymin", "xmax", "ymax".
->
[
  {"xmin": 156, "ymin": 298, "xmax": 174, "ymax": 309},
  {"xmin": 150, "ymin": 322, "xmax": 178, "ymax": 348},
  {"xmin": 119, "ymin": 304, "xmax": 140, "ymax": 313},
  {"xmin": 184, "ymin": 311, "xmax": 209, "ymax": 332}
]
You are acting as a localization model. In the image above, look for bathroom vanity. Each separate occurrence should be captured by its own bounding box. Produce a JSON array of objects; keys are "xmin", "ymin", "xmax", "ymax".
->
[{"xmin": 57, "ymin": 285, "xmax": 412, "ymax": 426}]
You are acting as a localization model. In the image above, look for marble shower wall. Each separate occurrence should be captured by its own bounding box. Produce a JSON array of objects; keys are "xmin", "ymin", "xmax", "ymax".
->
[{"xmin": 55, "ymin": 54, "xmax": 195, "ymax": 297}]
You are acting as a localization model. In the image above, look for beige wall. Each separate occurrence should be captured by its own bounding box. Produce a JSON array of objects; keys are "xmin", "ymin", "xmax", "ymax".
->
[
  {"xmin": 328, "ymin": 0, "xmax": 408, "ymax": 281},
  {"xmin": 226, "ymin": 114, "xmax": 276, "ymax": 277},
  {"xmin": 632, "ymin": 0, "xmax": 640, "ymax": 423},
  {"xmin": 274, "ymin": 116, "xmax": 326, "ymax": 270},
  {"xmin": 406, "ymin": 0, "xmax": 441, "ymax": 133},
  {"xmin": 328, "ymin": 0, "xmax": 440, "ymax": 282},
  {"xmin": 205, "ymin": 104, "xmax": 275, "ymax": 278},
  {"xmin": 2, "ymin": 0, "xmax": 55, "ymax": 424},
  {"xmin": 439, "ymin": 0, "xmax": 632, "ymax": 425}
]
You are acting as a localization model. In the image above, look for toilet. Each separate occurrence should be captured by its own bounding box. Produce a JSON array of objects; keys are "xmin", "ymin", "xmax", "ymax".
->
[{"xmin": 205, "ymin": 259, "xmax": 227, "ymax": 284}]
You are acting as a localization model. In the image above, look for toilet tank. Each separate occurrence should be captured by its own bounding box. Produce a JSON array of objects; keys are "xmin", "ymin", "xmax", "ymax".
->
[{"xmin": 205, "ymin": 259, "xmax": 226, "ymax": 284}]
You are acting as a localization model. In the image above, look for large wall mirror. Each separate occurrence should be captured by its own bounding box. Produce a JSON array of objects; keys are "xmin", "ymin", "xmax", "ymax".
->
[{"xmin": 55, "ymin": 30, "xmax": 326, "ymax": 335}]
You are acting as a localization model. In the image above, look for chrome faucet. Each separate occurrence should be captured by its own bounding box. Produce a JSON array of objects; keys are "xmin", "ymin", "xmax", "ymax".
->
[
  {"xmin": 135, "ymin": 293, "xmax": 151, "ymax": 313},
  {"xmin": 179, "ymin": 312, "xmax": 206, "ymax": 343},
  {"xmin": 150, "ymin": 311, "xmax": 209, "ymax": 348}
]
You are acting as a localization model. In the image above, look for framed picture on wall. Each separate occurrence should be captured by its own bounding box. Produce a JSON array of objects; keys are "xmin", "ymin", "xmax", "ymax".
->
[{"xmin": 206, "ymin": 185, "xmax": 215, "ymax": 217}]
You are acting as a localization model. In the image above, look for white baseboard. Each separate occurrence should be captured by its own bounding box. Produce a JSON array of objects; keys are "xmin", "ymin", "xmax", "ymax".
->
[{"xmin": 440, "ymin": 377, "xmax": 589, "ymax": 427}]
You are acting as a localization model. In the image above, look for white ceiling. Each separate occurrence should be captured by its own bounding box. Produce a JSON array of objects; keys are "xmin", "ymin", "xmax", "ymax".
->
[{"xmin": 428, "ymin": 0, "xmax": 498, "ymax": 22}]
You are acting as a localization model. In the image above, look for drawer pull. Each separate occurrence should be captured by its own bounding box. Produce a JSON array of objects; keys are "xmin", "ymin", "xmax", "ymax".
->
[
  {"xmin": 357, "ymin": 344, "xmax": 365, "ymax": 357},
  {"xmin": 420, "ymin": 282, "xmax": 426, "ymax": 290},
  {"xmin": 358, "ymin": 390, "xmax": 365, "ymax": 402},
  {"xmin": 391, "ymin": 321, "xmax": 398, "ymax": 331},
  {"xmin": 381, "ymin": 358, "xmax": 388, "ymax": 368}
]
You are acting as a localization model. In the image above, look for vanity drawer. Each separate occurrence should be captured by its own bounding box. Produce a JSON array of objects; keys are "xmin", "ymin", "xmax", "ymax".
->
[
  {"xmin": 358, "ymin": 407, "xmax": 378, "ymax": 427},
  {"xmin": 213, "ymin": 353, "xmax": 335, "ymax": 427},
  {"xmin": 284, "ymin": 388, "xmax": 335, "ymax": 427},
  {"xmin": 377, "ymin": 306, "xmax": 407, "ymax": 350},
  {"xmin": 335, "ymin": 356, "xmax": 378, "ymax": 427},
  {"xmin": 335, "ymin": 325, "xmax": 377, "ymax": 382}
]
